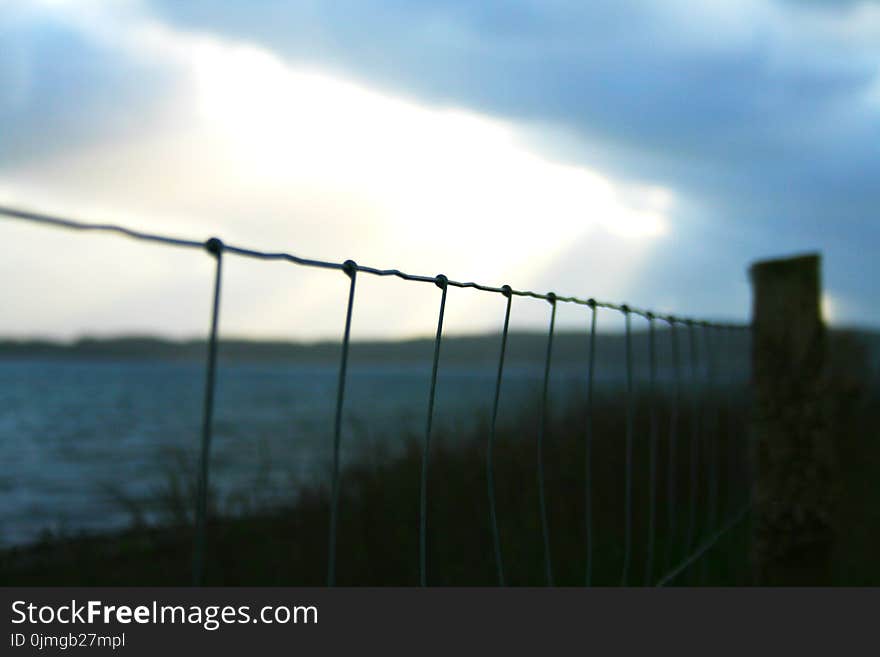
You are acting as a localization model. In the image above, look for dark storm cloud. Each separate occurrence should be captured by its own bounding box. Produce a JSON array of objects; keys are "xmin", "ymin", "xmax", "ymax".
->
[
  {"xmin": 145, "ymin": 0, "xmax": 880, "ymax": 323},
  {"xmin": 143, "ymin": 2, "xmax": 877, "ymax": 178},
  {"xmin": 3, "ymin": 2, "xmax": 876, "ymax": 325},
  {"xmin": 786, "ymin": 0, "xmax": 880, "ymax": 7},
  {"xmin": 0, "ymin": 7, "xmax": 180, "ymax": 169}
]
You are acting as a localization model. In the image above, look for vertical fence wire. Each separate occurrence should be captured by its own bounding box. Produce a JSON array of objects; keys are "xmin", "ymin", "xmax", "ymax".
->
[
  {"xmin": 726, "ymin": 325, "xmax": 740, "ymax": 515},
  {"xmin": 326, "ymin": 260, "xmax": 358, "ymax": 586},
  {"xmin": 420, "ymin": 275, "xmax": 448, "ymax": 587},
  {"xmin": 585, "ymin": 300, "xmax": 598, "ymax": 586},
  {"xmin": 744, "ymin": 327, "xmax": 756, "ymax": 512},
  {"xmin": 192, "ymin": 237, "xmax": 224, "ymax": 586},
  {"xmin": 707, "ymin": 327, "xmax": 720, "ymax": 534},
  {"xmin": 644, "ymin": 314, "xmax": 659, "ymax": 585},
  {"xmin": 699, "ymin": 324, "xmax": 719, "ymax": 585},
  {"xmin": 684, "ymin": 320, "xmax": 701, "ymax": 563},
  {"xmin": 536, "ymin": 292, "xmax": 556, "ymax": 586},
  {"xmin": 664, "ymin": 319, "xmax": 682, "ymax": 571},
  {"xmin": 621, "ymin": 307, "xmax": 634, "ymax": 586},
  {"xmin": 487, "ymin": 286, "xmax": 513, "ymax": 586},
  {"xmin": 537, "ymin": 293, "xmax": 558, "ymax": 586},
  {"xmin": 0, "ymin": 206, "xmax": 760, "ymax": 589}
]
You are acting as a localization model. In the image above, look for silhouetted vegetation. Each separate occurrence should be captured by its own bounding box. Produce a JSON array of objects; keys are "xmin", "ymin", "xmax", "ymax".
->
[
  {"xmin": 0, "ymin": 386, "xmax": 757, "ymax": 586},
  {"xmin": 0, "ymin": 329, "xmax": 756, "ymax": 369},
  {"xmin": 1, "ymin": 332, "xmax": 876, "ymax": 586}
]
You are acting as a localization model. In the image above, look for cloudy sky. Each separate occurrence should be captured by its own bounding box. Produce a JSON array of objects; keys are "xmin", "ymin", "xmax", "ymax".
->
[{"xmin": 1, "ymin": 0, "xmax": 878, "ymax": 340}]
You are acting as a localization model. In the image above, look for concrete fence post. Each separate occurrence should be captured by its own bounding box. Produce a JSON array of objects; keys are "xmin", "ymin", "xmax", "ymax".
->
[{"xmin": 749, "ymin": 252, "xmax": 835, "ymax": 585}]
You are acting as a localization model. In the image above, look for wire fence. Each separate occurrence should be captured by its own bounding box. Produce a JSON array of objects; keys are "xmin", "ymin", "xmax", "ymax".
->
[{"xmin": 0, "ymin": 204, "xmax": 753, "ymax": 587}]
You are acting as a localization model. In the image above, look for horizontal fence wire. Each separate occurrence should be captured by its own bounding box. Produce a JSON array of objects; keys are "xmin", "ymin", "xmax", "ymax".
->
[
  {"xmin": 1, "ymin": 203, "xmax": 754, "ymax": 586},
  {"xmin": 0, "ymin": 205, "xmax": 748, "ymax": 329}
]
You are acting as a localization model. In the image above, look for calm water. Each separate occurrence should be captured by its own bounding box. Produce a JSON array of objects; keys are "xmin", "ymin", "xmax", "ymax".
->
[{"xmin": 2, "ymin": 358, "xmax": 607, "ymax": 546}]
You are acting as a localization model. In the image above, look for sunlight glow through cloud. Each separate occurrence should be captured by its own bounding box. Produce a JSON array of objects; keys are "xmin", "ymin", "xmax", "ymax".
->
[
  {"xmin": 190, "ymin": 39, "xmax": 672, "ymax": 248},
  {"xmin": 0, "ymin": 2, "xmax": 677, "ymax": 339}
]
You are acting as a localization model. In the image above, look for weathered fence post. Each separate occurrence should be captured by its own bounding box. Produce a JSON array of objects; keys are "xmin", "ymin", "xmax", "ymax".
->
[{"xmin": 750, "ymin": 253, "xmax": 835, "ymax": 585}]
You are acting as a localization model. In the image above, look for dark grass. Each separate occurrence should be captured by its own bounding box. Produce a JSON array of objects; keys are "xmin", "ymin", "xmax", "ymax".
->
[
  {"xmin": 1, "ymin": 388, "xmax": 757, "ymax": 586},
  {"xmin": 2, "ymin": 336, "xmax": 877, "ymax": 586}
]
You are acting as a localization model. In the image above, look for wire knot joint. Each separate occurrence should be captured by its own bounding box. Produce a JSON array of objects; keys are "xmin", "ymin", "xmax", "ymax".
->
[
  {"xmin": 204, "ymin": 237, "xmax": 224, "ymax": 257},
  {"xmin": 434, "ymin": 274, "xmax": 448, "ymax": 290}
]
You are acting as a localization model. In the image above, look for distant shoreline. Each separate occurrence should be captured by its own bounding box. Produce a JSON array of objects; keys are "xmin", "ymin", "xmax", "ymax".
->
[
  {"xmin": 1, "ymin": 328, "xmax": 876, "ymax": 371},
  {"xmin": 0, "ymin": 332, "xmax": 601, "ymax": 365},
  {"xmin": 0, "ymin": 330, "xmax": 730, "ymax": 366}
]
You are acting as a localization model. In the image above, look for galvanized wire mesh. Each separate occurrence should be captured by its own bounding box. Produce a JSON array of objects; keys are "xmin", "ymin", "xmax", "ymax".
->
[{"xmin": 1, "ymin": 204, "xmax": 753, "ymax": 587}]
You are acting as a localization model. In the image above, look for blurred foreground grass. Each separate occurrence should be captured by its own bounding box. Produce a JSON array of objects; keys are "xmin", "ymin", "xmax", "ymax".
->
[
  {"xmin": 0, "ymin": 389, "xmax": 758, "ymax": 586},
  {"xmin": 2, "ymin": 334, "xmax": 877, "ymax": 586}
]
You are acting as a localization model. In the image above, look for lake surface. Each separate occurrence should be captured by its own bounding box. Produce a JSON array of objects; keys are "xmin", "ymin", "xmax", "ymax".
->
[{"xmin": 2, "ymin": 358, "xmax": 615, "ymax": 546}]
